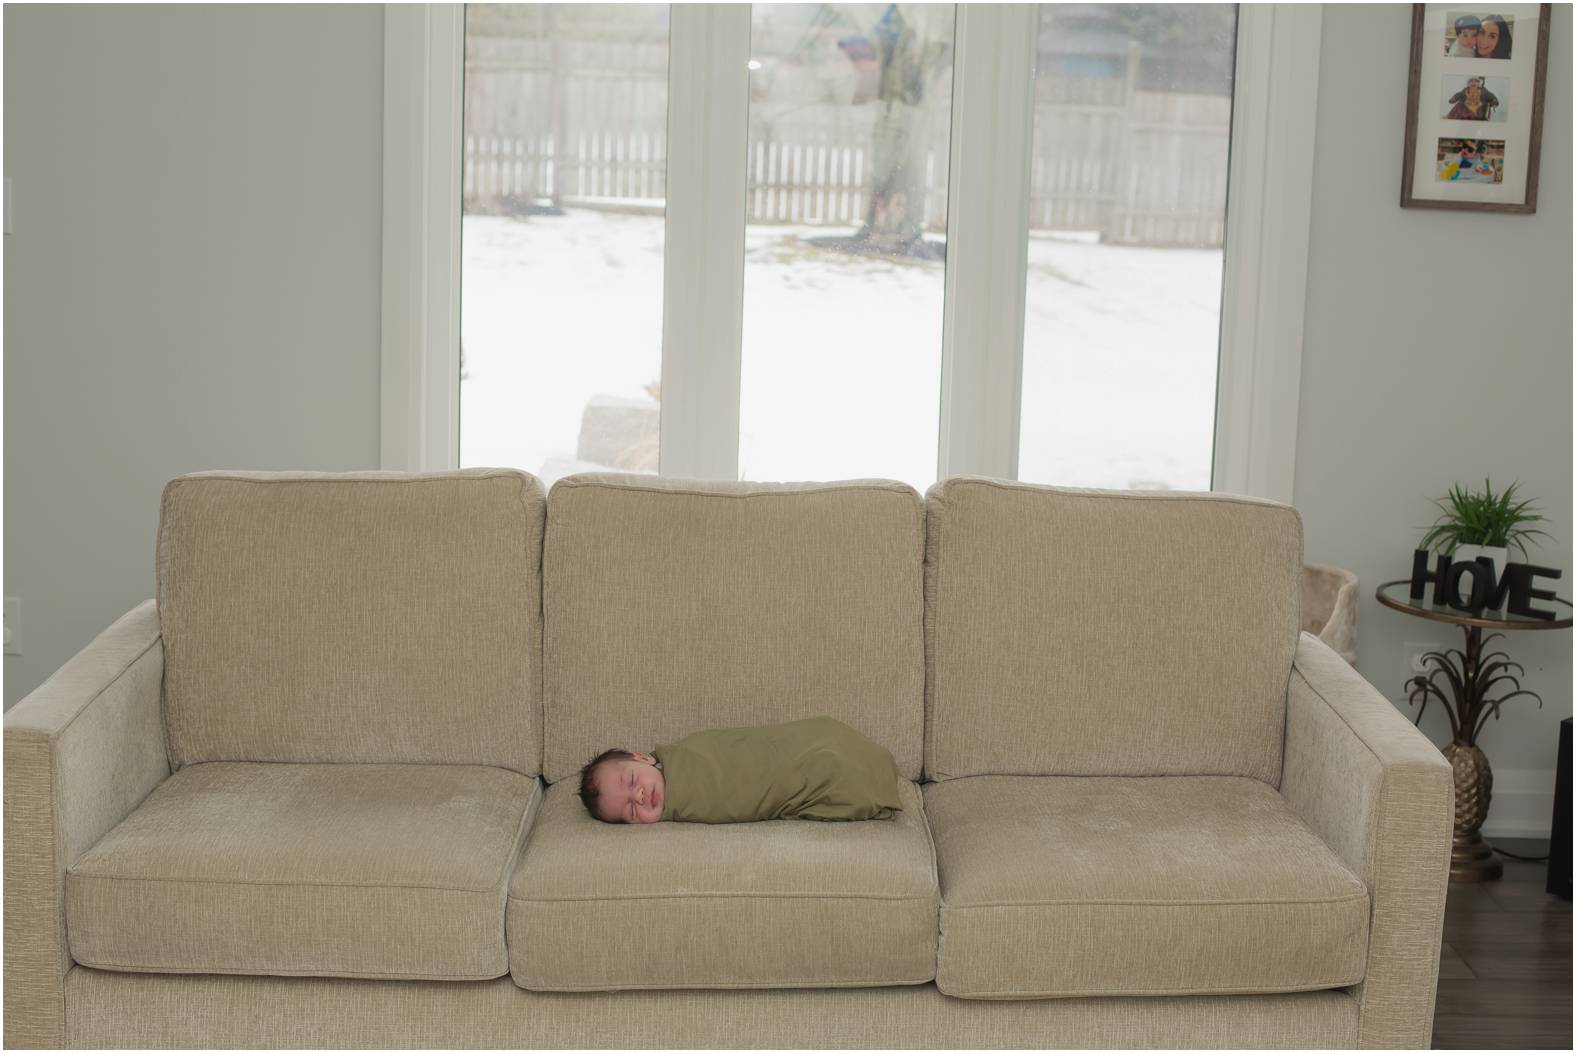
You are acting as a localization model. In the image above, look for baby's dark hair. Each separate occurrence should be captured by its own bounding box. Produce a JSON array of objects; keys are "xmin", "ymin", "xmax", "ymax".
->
[{"xmin": 578, "ymin": 748, "xmax": 634, "ymax": 823}]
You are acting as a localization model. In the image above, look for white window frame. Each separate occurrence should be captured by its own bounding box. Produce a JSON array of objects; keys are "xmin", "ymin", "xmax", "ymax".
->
[
  {"xmin": 383, "ymin": 3, "xmax": 1321, "ymax": 502},
  {"xmin": 657, "ymin": 5, "xmax": 751, "ymax": 479},
  {"xmin": 1213, "ymin": 3, "xmax": 1322, "ymax": 503},
  {"xmin": 381, "ymin": 2, "xmax": 463, "ymax": 472},
  {"xmin": 937, "ymin": 5, "xmax": 1036, "ymax": 482}
]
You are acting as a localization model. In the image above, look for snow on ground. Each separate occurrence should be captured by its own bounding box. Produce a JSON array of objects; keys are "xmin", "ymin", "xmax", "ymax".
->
[
  {"xmin": 737, "ymin": 224, "xmax": 945, "ymax": 488},
  {"xmin": 459, "ymin": 210, "xmax": 665, "ymax": 480},
  {"xmin": 460, "ymin": 209, "xmax": 1222, "ymax": 492},
  {"xmin": 1019, "ymin": 230, "xmax": 1221, "ymax": 491}
]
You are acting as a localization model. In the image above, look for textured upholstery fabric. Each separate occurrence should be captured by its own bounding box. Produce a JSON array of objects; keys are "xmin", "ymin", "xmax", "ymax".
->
[
  {"xmin": 66, "ymin": 763, "xmax": 539, "ymax": 981},
  {"xmin": 507, "ymin": 779, "xmax": 937, "ymax": 990},
  {"xmin": 924, "ymin": 775, "xmax": 1369, "ymax": 999},
  {"xmin": 1281, "ymin": 633, "xmax": 1454, "ymax": 1049},
  {"xmin": 3, "ymin": 602, "xmax": 169, "ymax": 1050},
  {"xmin": 64, "ymin": 970, "xmax": 1360, "ymax": 1049},
  {"xmin": 923, "ymin": 478, "xmax": 1301, "ymax": 781},
  {"xmin": 541, "ymin": 474, "xmax": 925, "ymax": 782},
  {"xmin": 157, "ymin": 470, "xmax": 544, "ymax": 774}
]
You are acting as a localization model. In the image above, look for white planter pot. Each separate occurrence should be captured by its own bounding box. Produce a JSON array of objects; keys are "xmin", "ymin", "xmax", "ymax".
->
[{"xmin": 1453, "ymin": 544, "xmax": 1510, "ymax": 609}]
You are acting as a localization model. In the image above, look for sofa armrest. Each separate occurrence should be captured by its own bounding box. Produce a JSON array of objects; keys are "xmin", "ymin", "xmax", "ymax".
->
[
  {"xmin": 1280, "ymin": 631, "xmax": 1453, "ymax": 1049},
  {"xmin": 4, "ymin": 601, "xmax": 169, "ymax": 1049}
]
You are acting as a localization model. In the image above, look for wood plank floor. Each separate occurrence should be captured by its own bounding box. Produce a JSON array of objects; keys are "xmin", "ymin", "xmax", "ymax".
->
[{"xmin": 1432, "ymin": 838, "xmax": 1572, "ymax": 1050}]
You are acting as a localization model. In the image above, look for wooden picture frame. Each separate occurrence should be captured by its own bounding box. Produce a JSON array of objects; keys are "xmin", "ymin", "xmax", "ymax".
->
[{"xmin": 1401, "ymin": 3, "xmax": 1551, "ymax": 212}]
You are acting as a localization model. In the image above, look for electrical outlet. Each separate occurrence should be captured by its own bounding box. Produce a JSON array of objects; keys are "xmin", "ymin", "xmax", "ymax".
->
[
  {"xmin": 3, "ymin": 597, "xmax": 19, "ymax": 656},
  {"xmin": 1401, "ymin": 641, "xmax": 1438, "ymax": 698}
]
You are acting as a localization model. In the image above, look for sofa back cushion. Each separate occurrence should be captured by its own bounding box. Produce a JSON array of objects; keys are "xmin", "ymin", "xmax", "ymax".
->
[
  {"xmin": 924, "ymin": 477, "xmax": 1301, "ymax": 783},
  {"xmin": 541, "ymin": 475, "xmax": 925, "ymax": 783},
  {"xmin": 158, "ymin": 470, "xmax": 544, "ymax": 774}
]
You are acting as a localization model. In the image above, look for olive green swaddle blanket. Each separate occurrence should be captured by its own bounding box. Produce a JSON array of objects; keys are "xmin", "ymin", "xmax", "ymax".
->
[{"xmin": 653, "ymin": 717, "xmax": 903, "ymax": 823}]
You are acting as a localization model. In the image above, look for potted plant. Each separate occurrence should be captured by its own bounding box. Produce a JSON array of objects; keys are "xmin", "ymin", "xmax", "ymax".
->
[{"xmin": 1419, "ymin": 477, "xmax": 1552, "ymax": 597}]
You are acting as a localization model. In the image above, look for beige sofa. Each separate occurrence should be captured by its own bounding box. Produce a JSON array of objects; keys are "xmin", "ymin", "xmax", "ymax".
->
[{"xmin": 3, "ymin": 470, "xmax": 1453, "ymax": 1049}]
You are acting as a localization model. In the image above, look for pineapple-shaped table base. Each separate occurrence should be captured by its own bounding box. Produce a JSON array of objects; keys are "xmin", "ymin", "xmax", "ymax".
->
[{"xmin": 1443, "ymin": 741, "xmax": 1503, "ymax": 882}]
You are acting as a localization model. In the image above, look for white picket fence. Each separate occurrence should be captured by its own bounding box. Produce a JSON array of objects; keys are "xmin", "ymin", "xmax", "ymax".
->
[{"xmin": 462, "ymin": 40, "xmax": 1231, "ymax": 247}]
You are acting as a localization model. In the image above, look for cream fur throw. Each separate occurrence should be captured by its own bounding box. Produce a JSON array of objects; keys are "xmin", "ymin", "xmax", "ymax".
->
[{"xmin": 1302, "ymin": 563, "xmax": 1359, "ymax": 665}]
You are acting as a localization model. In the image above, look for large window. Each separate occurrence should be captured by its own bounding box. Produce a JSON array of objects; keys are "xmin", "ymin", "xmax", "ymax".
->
[
  {"xmin": 399, "ymin": 4, "xmax": 1318, "ymax": 499},
  {"xmin": 460, "ymin": 5, "xmax": 668, "ymax": 482},
  {"xmin": 737, "ymin": 4, "xmax": 954, "ymax": 491},
  {"xmin": 1017, "ymin": 5, "xmax": 1237, "ymax": 490}
]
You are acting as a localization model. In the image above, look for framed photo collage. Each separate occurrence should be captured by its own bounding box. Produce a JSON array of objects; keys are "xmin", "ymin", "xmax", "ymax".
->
[{"xmin": 1401, "ymin": 3, "xmax": 1551, "ymax": 212}]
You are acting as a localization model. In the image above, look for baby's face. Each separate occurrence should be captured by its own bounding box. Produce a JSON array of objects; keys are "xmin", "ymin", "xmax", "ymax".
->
[{"xmin": 594, "ymin": 753, "xmax": 665, "ymax": 824}]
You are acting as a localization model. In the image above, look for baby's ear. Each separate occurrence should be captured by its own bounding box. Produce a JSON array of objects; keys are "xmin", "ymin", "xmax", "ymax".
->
[{"xmin": 631, "ymin": 751, "xmax": 657, "ymax": 766}]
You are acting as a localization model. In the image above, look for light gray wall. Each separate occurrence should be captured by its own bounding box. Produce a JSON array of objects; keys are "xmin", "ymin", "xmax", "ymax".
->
[
  {"xmin": 1297, "ymin": 5, "xmax": 1572, "ymax": 835},
  {"xmin": 4, "ymin": 5, "xmax": 385, "ymax": 706}
]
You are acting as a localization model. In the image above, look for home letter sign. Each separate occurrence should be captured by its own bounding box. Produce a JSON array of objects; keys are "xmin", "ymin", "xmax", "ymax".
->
[{"xmin": 1408, "ymin": 549, "xmax": 1562, "ymax": 619}]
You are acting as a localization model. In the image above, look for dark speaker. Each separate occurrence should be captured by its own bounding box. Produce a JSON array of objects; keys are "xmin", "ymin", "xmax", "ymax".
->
[{"xmin": 1548, "ymin": 717, "xmax": 1571, "ymax": 899}]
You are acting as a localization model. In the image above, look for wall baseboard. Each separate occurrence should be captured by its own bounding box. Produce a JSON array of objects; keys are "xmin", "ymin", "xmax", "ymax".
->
[{"xmin": 1480, "ymin": 767, "xmax": 1557, "ymax": 840}]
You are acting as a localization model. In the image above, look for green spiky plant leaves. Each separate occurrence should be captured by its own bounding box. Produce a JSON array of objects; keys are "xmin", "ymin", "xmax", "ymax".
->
[{"xmin": 1419, "ymin": 478, "xmax": 1554, "ymax": 559}]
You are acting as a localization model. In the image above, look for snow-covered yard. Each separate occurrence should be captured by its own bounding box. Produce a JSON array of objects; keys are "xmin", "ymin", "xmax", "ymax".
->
[{"xmin": 460, "ymin": 209, "xmax": 1222, "ymax": 493}]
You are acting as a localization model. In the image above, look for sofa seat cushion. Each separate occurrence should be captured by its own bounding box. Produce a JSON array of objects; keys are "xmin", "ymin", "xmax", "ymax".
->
[
  {"xmin": 66, "ymin": 763, "xmax": 540, "ymax": 980},
  {"xmin": 925, "ymin": 776, "xmax": 1369, "ymax": 999},
  {"xmin": 506, "ymin": 779, "xmax": 938, "ymax": 991}
]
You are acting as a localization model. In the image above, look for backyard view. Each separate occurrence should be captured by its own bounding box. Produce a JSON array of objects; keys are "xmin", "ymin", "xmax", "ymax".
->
[{"xmin": 459, "ymin": 3, "xmax": 1236, "ymax": 492}]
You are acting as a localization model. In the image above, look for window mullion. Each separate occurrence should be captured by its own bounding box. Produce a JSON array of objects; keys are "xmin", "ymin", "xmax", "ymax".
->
[
  {"xmin": 1213, "ymin": 4, "xmax": 1321, "ymax": 501},
  {"xmin": 659, "ymin": 4, "xmax": 752, "ymax": 481},
  {"xmin": 937, "ymin": 3, "xmax": 1037, "ymax": 482}
]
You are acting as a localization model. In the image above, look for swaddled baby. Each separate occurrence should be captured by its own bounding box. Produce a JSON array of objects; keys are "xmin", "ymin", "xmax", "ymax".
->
[{"xmin": 577, "ymin": 716, "xmax": 903, "ymax": 824}]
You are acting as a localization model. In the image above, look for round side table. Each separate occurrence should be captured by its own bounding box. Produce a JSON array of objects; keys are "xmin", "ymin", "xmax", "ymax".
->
[{"xmin": 1376, "ymin": 580, "xmax": 1572, "ymax": 882}]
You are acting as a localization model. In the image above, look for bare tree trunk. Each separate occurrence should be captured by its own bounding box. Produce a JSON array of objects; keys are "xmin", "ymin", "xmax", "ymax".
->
[{"xmin": 858, "ymin": 4, "xmax": 947, "ymax": 255}]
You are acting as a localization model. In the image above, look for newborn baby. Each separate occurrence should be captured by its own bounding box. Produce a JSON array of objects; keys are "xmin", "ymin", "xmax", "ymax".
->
[{"xmin": 578, "ymin": 716, "xmax": 903, "ymax": 825}]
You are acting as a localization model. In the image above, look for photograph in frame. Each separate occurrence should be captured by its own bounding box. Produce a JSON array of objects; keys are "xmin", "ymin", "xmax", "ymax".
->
[
  {"xmin": 1444, "ymin": 11, "xmax": 1517, "ymax": 58},
  {"xmin": 1440, "ymin": 74, "xmax": 1510, "ymax": 121},
  {"xmin": 1435, "ymin": 137, "xmax": 1505, "ymax": 183},
  {"xmin": 1402, "ymin": 3, "xmax": 1550, "ymax": 212}
]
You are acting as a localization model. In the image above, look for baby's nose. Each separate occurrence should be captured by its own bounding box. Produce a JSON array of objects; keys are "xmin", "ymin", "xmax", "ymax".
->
[{"xmin": 637, "ymin": 786, "xmax": 647, "ymax": 805}]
